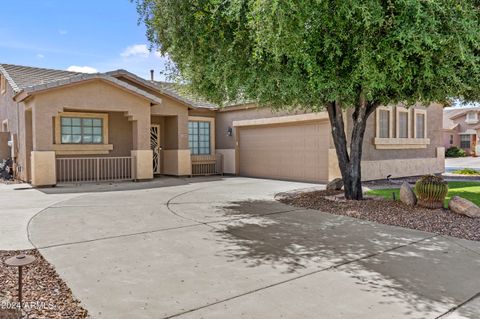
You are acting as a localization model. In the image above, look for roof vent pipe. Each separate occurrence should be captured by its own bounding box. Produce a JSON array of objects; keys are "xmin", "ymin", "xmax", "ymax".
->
[{"xmin": 150, "ymin": 69, "xmax": 154, "ymax": 81}]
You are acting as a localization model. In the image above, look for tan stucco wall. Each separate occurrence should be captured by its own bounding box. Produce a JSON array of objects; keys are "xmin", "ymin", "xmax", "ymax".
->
[
  {"xmin": 216, "ymin": 149, "xmax": 235, "ymax": 174},
  {"xmin": 163, "ymin": 149, "xmax": 192, "ymax": 176},
  {"xmin": 53, "ymin": 111, "xmax": 134, "ymax": 158},
  {"xmin": 216, "ymin": 105, "xmax": 308, "ymax": 149},
  {"xmin": 151, "ymin": 95, "xmax": 190, "ymax": 151},
  {"xmin": 189, "ymin": 108, "xmax": 216, "ymax": 117},
  {"xmin": 131, "ymin": 150, "xmax": 153, "ymax": 180},
  {"xmin": 218, "ymin": 103, "xmax": 442, "ymax": 161},
  {"xmin": 109, "ymin": 112, "xmax": 134, "ymax": 156},
  {"xmin": 22, "ymin": 80, "xmax": 152, "ymax": 185},
  {"xmin": 118, "ymin": 76, "xmax": 192, "ymax": 154},
  {"xmin": 217, "ymin": 103, "xmax": 444, "ymax": 182},
  {"xmin": 23, "ymin": 108, "xmax": 33, "ymax": 181},
  {"xmin": 0, "ymin": 80, "xmax": 31, "ymax": 181},
  {"xmin": 0, "ymin": 82, "xmax": 19, "ymax": 135},
  {"xmin": 31, "ymin": 151, "xmax": 56, "ymax": 186},
  {"xmin": 0, "ymin": 132, "xmax": 10, "ymax": 160},
  {"xmin": 352, "ymin": 103, "xmax": 443, "ymax": 161},
  {"xmin": 443, "ymin": 128, "xmax": 460, "ymax": 150},
  {"xmin": 30, "ymin": 80, "xmax": 152, "ymax": 152},
  {"xmin": 361, "ymin": 147, "xmax": 445, "ymax": 181},
  {"xmin": 329, "ymin": 147, "xmax": 445, "ymax": 181}
]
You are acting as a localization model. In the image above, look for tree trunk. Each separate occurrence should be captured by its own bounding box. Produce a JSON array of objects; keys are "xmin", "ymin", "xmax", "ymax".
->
[{"xmin": 326, "ymin": 99, "xmax": 377, "ymax": 200}]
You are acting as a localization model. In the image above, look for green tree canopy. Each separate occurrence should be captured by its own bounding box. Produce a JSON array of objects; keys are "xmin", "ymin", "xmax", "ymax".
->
[{"xmin": 136, "ymin": 0, "xmax": 480, "ymax": 199}]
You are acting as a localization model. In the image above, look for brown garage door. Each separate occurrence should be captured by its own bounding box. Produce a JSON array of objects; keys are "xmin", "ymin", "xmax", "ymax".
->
[{"xmin": 238, "ymin": 121, "xmax": 329, "ymax": 183}]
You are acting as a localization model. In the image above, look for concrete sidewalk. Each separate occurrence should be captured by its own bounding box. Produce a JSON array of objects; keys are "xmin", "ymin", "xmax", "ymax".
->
[
  {"xmin": 23, "ymin": 177, "xmax": 480, "ymax": 319},
  {"xmin": 0, "ymin": 183, "xmax": 80, "ymax": 250},
  {"xmin": 446, "ymin": 156, "xmax": 480, "ymax": 171}
]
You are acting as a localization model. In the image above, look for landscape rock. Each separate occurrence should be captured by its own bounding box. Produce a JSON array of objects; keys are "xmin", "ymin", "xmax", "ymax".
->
[
  {"xmin": 400, "ymin": 182, "xmax": 417, "ymax": 207},
  {"xmin": 448, "ymin": 196, "xmax": 480, "ymax": 218},
  {"xmin": 326, "ymin": 178, "xmax": 343, "ymax": 191}
]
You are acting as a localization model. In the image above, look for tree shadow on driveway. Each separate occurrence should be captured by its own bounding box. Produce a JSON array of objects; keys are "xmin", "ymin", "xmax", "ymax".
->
[{"xmin": 212, "ymin": 200, "xmax": 480, "ymax": 318}]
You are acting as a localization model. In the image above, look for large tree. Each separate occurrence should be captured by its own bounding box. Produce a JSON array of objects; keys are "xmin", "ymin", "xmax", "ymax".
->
[{"xmin": 136, "ymin": 0, "xmax": 480, "ymax": 199}]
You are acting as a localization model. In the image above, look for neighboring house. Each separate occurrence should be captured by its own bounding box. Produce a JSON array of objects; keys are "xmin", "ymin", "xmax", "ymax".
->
[
  {"xmin": 443, "ymin": 107, "xmax": 480, "ymax": 156},
  {"xmin": 0, "ymin": 63, "xmax": 445, "ymax": 186}
]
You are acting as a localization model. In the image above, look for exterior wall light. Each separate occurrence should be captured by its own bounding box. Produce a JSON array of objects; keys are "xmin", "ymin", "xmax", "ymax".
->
[{"xmin": 227, "ymin": 127, "xmax": 233, "ymax": 136}]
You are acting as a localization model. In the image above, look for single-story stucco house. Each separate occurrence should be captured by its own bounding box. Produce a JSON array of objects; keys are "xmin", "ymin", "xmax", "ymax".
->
[
  {"xmin": 443, "ymin": 107, "xmax": 480, "ymax": 156},
  {"xmin": 0, "ymin": 63, "xmax": 445, "ymax": 186}
]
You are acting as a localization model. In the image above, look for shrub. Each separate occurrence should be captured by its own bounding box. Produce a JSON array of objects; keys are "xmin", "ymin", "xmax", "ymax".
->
[
  {"xmin": 445, "ymin": 146, "xmax": 466, "ymax": 158},
  {"xmin": 415, "ymin": 175, "xmax": 449, "ymax": 209},
  {"xmin": 451, "ymin": 168, "xmax": 480, "ymax": 175}
]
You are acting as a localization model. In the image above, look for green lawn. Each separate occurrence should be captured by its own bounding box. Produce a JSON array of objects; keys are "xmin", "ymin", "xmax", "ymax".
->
[{"xmin": 365, "ymin": 181, "xmax": 480, "ymax": 208}]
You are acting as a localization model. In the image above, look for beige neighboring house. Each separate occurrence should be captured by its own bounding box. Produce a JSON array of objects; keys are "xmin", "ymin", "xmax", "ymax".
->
[
  {"xmin": 0, "ymin": 63, "xmax": 445, "ymax": 186},
  {"xmin": 443, "ymin": 107, "xmax": 480, "ymax": 156}
]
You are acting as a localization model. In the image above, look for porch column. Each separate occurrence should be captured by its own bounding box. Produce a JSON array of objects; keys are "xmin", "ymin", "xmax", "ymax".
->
[
  {"xmin": 177, "ymin": 113, "xmax": 192, "ymax": 176},
  {"xmin": 131, "ymin": 117, "xmax": 153, "ymax": 180},
  {"xmin": 162, "ymin": 114, "xmax": 191, "ymax": 176},
  {"xmin": 31, "ymin": 106, "xmax": 56, "ymax": 186}
]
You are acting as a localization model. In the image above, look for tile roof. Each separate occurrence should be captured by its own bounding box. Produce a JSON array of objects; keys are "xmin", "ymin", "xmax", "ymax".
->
[
  {"xmin": 0, "ymin": 64, "xmax": 82, "ymax": 93},
  {"xmin": 0, "ymin": 63, "xmax": 216, "ymax": 108},
  {"xmin": 153, "ymin": 81, "xmax": 217, "ymax": 109},
  {"xmin": 443, "ymin": 107, "xmax": 480, "ymax": 129},
  {"xmin": 106, "ymin": 69, "xmax": 218, "ymax": 109}
]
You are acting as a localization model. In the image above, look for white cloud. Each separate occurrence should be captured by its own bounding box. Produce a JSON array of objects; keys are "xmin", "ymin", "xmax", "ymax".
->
[
  {"xmin": 87, "ymin": 44, "xmax": 173, "ymax": 80},
  {"xmin": 121, "ymin": 44, "xmax": 150, "ymax": 58},
  {"xmin": 66, "ymin": 65, "xmax": 98, "ymax": 73},
  {"xmin": 36, "ymin": 54, "xmax": 45, "ymax": 59}
]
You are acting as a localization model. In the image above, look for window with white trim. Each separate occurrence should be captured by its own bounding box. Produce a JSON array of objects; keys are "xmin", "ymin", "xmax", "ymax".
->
[
  {"xmin": 375, "ymin": 106, "xmax": 430, "ymax": 149},
  {"xmin": 378, "ymin": 109, "xmax": 390, "ymax": 138},
  {"xmin": 415, "ymin": 113, "xmax": 426, "ymax": 138},
  {"xmin": 376, "ymin": 107, "xmax": 393, "ymax": 138},
  {"xmin": 460, "ymin": 135, "xmax": 471, "ymax": 149},
  {"xmin": 61, "ymin": 117, "xmax": 103, "ymax": 144},
  {"xmin": 188, "ymin": 121, "xmax": 211, "ymax": 155}
]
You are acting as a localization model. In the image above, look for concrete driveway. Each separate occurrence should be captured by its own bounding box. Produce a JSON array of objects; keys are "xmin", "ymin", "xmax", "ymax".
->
[{"xmin": 10, "ymin": 177, "xmax": 480, "ymax": 318}]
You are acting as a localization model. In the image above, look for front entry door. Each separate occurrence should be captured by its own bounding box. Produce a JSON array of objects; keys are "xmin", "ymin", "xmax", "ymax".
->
[
  {"xmin": 472, "ymin": 135, "xmax": 477, "ymax": 157},
  {"xmin": 150, "ymin": 124, "xmax": 161, "ymax": 174}
]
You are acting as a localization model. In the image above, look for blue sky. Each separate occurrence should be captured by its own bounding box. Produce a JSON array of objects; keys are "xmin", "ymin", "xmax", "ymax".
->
[{"xmin": 0, "ymin": 0, "xmax": 168, "ymax": 79}]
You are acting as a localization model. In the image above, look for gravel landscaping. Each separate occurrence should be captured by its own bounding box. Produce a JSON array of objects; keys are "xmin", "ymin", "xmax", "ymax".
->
[
  {"xmin": 0, "ymin": 250, "xmax": 88, "ymax": 319},
  {"xmin": 278, "ymin": 190, "xmax": 480, "ymax": 241}
]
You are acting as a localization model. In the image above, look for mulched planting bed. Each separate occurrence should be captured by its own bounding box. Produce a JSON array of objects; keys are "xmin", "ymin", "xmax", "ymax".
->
[
  {"xmin": 278, "ymin": 190, "xmax": 480, "ymax": 241},
  {"xmin": 0, "ymin": 250, "xmax": 88, "ymax": 319}
]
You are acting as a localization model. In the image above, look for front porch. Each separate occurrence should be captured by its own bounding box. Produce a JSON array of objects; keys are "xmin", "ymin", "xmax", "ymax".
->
[
  {"xmin": 12, "ymin": 77, "xmax": 222, "ymax": 187},
  {"xmin": 29, "ymin": 110, "xmax": 222, "ymax": 186}
]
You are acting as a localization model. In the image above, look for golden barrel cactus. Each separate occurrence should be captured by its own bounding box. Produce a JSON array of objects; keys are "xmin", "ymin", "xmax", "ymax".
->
[{"xmin": 415, "ymin": 175, "xmax": 448, "ymax": 209}]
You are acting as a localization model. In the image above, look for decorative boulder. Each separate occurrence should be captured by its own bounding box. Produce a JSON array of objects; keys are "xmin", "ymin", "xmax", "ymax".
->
[
  {"xmin": 448, "ymin": 196, "xmax": 480, "ymax": 218},
  {"xmin": 400, "ymin": 182, "xmax": 417, "ymax": 207},
  {"xmin": 326, "ymin": 178, "xmax": 343, "ymax": 191}
]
